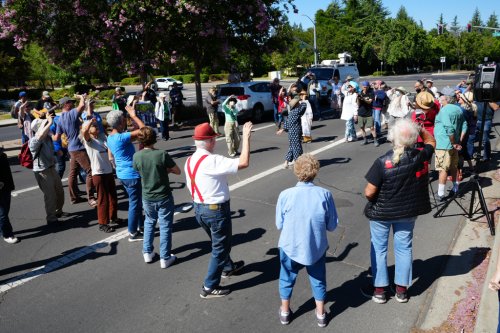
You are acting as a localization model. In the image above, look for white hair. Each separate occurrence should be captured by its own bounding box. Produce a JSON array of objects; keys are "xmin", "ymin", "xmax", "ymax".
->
[
  {"xmin": 194, "ymin": 139, "xmax": 213, "ymax": 150},
  {"xmin": 106, "ymin": 110, "xmax": 124, "ymax": 129},
  {"xmin": 388, "ymin": 118, "xmax": 420, "ymax": 165}
]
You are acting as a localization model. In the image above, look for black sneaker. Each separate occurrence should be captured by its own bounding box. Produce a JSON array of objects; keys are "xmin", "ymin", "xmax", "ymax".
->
[
  {"xmin": 128, "ymin": 232, "xmax": 144, "ymax": 242},
  {"xmin": 390, "ymin": 285, "xmax": 409, "ymax": 303},
  {"xmin": 200, "ymin": 285, "xmax": 230, "ymax": 299},
  {"xmin": 360, "ymin": 285, "xmax": 387, "ymax": 304},
  {"xmin": 279, "ymin": 308, "xmax": 291, "ymax": 325},
  {"xmin": 221, "ymin": 260, "xmax": 245, "ymax": 278},
  {"xmin": 315, "ymin": 310, "xmax": 327, "ymax": 328}
]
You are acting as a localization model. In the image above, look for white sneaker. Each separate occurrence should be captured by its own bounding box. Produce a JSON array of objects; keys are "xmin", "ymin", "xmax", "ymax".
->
[
  {"xmin": 143, "ymin": 252, "xmax": 154, "ymax": 263},
  {"xmin": 160, "ymin": 255, "xmax": 177, "ymax": 269},
  {"xmin": 4, "ymin": 236, "xmax": 19, "ymax": 244}
]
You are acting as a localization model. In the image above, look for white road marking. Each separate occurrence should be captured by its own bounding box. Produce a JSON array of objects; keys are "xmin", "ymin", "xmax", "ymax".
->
[{"xmin": 1, "ymin": 126, "xmax": 356, "ymax": 293}]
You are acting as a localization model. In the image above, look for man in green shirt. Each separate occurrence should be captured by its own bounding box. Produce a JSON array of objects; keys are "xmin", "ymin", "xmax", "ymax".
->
[
  {"xmin": 133, "ymin": 126, "xmax": 181, "ymax": 268},
  {"xmin": 222, "ymin": 95, "xmax": 240, "ymax": 157},
  {"xmin": 434, "ymin": 91, "xmax": 467, "ymax": 201}
]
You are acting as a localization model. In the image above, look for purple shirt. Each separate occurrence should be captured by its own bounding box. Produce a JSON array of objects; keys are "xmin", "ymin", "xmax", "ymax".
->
[{"xmin": 56, "ymin": 109, "xmax": 84, "ymax": 152}]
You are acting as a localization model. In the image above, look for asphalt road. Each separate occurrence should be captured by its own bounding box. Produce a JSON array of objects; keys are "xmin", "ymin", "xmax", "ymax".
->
[
  {"xmin": 0, "ymin": 108, "xmax": 467, "ymax": 332},
  {"xmin": 0, "ymin": 73, "xmax": 470, "ymax": 143}
]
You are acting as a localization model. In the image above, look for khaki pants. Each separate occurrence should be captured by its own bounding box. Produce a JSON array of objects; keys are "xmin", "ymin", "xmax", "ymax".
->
[
  {"xmin": 208, "ymin": 112, "xmax": 220, "ymax": 134},
  {"xmin": 224, "ymin": 121, "xmax": 240, "ymax": 156},
  {"xmin": 34, "ymin": 166, "xmax": 64, "ymax": 222}
]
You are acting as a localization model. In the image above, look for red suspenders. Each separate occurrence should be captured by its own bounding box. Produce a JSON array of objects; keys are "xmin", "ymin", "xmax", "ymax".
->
[{"xmin": 187, "ymin": 155, "xmax": 209, "ymax": 203}]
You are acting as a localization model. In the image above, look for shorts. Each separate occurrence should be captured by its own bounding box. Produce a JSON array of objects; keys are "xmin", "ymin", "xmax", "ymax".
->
[
  {"xmin": 435, "ymin": 149, "xmax": 459, "ymax": 172},
  {"xmin": 358, "ymin": 116, "xmax": 373, "ymax": 128}
]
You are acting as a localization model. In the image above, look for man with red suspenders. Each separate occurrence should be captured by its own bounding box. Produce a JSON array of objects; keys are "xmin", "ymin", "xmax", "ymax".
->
[{"xmin": 185, "ymin": 121, "xmax": 253, "ymax": 299}]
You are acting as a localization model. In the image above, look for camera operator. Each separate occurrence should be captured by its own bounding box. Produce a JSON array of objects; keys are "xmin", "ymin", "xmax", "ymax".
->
[{"xmin": 474, "ymin": 101, "xmax": 499, "ymax": 162}]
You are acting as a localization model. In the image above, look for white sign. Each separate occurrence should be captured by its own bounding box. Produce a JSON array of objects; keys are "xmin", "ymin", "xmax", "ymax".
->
[{"xmin": 440, "ymin": 57, "xmax": 446, "ymax": 63}]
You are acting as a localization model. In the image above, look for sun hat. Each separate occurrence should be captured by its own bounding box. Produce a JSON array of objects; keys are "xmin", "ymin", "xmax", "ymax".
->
[
  {"xmin": 42, "ymin": 91, "xmax": 50, "ymax": 97},
  {"xmin": 425, "ymin": 79, "xmax": 434, "ymax": 83},
  {"xmin": 348, "ymin": 81, "xmax": 359, "ymax": 90},
  {"xmin": 345, "ymin": 75, "xmax": 354, "ymax": 81},
  {"xmin": 415, "ymin": 92, "xmax": 435, "ymax": 110},
  {"xmin": 159, "ymin": 92, "xmax": 166, "ymax": 98},
  {"xmin": 395, "ymin": 86, "xmax": 408, "ymax": 94},
  {"xmin": 31, "ymin": 118, "xmax": 47, "ymax": 133},
  {"xmin": 192, "ymin": 122, "xmax": 217, "ymax": 140}
]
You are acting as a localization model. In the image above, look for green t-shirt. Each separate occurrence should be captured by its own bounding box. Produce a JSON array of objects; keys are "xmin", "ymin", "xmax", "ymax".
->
[{"xmin": 133, "ymin": 148, "xmax": 176, "ymax": 201}]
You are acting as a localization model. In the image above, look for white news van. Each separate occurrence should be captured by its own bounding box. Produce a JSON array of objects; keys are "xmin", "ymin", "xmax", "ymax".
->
[{"xmin": 306, "ymin": 53, "xmax": 360, "ymax": 104}]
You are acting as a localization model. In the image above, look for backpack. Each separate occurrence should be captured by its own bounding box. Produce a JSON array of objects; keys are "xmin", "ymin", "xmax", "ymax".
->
[
  {"xmin": 18, "ymin": 142, "xmax": 34, "ymax": 169},
  {"xmin": 18, "ymin": 141, "xmax": 41, "ymax": 169},
  {"xmin": 10, "ymin": 101, "xmax": 20, "ymax": 119}
]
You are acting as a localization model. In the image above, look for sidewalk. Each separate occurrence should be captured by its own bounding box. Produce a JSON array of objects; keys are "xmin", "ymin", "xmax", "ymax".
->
[{"xmin": 416, "ymin": 111, "xmax": 500, "ymax": 332}]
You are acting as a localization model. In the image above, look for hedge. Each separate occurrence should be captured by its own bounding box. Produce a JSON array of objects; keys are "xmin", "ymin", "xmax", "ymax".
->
[
  {"xmin": 372, "ymin": 71, "xmax": 390, "ymax": 76},
  {"xmin": 209, "ymin": 73, "xmax": 229, "ymax": 82},
  {"xmin": 120, "ymin": 77, "xmax": 141, "ymax": 85}
]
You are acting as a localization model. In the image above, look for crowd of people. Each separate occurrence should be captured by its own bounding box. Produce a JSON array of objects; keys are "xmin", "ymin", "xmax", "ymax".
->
[{"xmin": 1, "ymin": 72, "xmax": 499, "ymax": 328}]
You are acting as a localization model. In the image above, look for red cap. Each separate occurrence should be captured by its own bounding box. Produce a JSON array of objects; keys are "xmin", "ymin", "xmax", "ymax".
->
[{"xmin": 192, "ymin": 123, "xmax": 217, "ymax": 140}]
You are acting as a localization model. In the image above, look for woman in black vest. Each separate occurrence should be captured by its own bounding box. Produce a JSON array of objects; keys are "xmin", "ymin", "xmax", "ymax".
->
[{"xmin": 361, "ymin": 118, "xmax": 436, "ymax": 304}]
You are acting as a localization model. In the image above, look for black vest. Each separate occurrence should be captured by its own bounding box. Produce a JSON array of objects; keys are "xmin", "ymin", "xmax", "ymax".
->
[{"xmin": 364, "ymin": 148, "xmax": 432, "ymax": 220}]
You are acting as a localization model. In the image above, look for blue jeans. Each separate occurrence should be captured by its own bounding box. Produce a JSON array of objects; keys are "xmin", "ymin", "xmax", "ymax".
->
[
  {"xmin": 279, "ymin": 248, "xmax": 326, "ymax": 301},
  {"xmin": 120, "ymin": 178, "xmax": 143, "ymax": 234},
  {"xmin": 370, "ymin": 218, "xmax": 416, "ymax": 287},
  {"xmin": 373, "ymin": 108, "xmax": 381, "ymax": 135},
  {"xmin": 345, "ymin": 118, "xmax": 357, "ymax": 140},
  {"xmin": 142, "ymin": 195, "xmax": 174, "ymax": 259},
  {"xmin": 194, "ymin": 201, "xmax": 234, "ymax": 289},
  {"xmin": 476, "ymin": 120, "xmax": 492, "ymax": 160},
  {"xmin": 21, "ymin": 128, "xmax": 28, "ymax": 144},
  {"xmin": 55, "ymin": 151, "xmax": 67, "ymax": 178},
  {"xmin": 273, "ymin": 103, "xmax": 282, "ymax": 124},
  {"xmin": 0, "ymin": 191, "xmax": 14, "ymax": 238}
]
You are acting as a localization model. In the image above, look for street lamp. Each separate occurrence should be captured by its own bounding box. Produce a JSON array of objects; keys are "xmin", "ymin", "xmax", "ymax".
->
[{"xmin": 301, "ymin": 14, "xmax": 318, "ymax": 66}]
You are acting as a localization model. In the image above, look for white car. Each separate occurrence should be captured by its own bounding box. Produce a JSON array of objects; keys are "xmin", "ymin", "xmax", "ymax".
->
[
  {"xmin": 216, "ymin": 81, "xmax": 273, "ymax": 123},
  {"xmin": 155, "ymin": 77, "xmax": 183, "ymax": 91}
]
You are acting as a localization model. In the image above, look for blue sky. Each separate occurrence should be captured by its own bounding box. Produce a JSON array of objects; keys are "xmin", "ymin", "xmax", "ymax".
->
[{"xmin": 288, "ymin": 0, "xmax": 500, "ymax": 31}]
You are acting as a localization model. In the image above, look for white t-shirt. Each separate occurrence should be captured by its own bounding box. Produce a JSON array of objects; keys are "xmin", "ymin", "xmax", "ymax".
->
[
  {"xmin": 184, "ymin": 148, "xmax": 239, "ymax": 204},
  {"xmin": 84, "ymin": 137, "xmax": 113, "ymax": 175}
]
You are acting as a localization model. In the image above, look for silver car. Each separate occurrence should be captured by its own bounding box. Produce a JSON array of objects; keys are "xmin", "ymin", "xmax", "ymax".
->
[{"xmin": 216, "ymin": 81, "xmax": 273, "ymax": 123}]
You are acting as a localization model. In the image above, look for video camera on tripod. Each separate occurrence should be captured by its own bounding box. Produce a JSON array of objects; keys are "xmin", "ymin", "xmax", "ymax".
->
[{"xmin": 473, "ymin": 62, "xmax": 500, "ymax": 102}]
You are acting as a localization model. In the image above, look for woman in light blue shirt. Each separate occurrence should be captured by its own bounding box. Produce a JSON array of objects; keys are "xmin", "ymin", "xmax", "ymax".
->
[{"xmin": 276, "ymin": 154, "xmax": 338, "ymax": 328}]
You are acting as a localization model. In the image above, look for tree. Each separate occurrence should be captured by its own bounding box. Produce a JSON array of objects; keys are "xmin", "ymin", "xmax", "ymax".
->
[
  {"xmin": 471, "ymin": 7, "xmax": 483, "ymax": 27},
  {"xmin": 486, "ymin": 12, "xmax": 499, "ymax": 28},
  {"xmin": 449, "ymin": 15, "xmax": 460, "ymax": 35}
]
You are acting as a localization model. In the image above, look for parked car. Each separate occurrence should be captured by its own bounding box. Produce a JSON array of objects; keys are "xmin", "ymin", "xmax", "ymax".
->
[
  {"xmin": 155, "ymin": 77, "xmax": 184, "ymax": 91},
  {"xmin": 216, "ymin": 81, "xmax": 273, "ymax": 123}
]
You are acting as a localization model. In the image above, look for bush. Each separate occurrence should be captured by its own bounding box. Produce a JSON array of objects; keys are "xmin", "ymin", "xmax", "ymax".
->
[
  {"xmin": 422, "ymin": 65, "xmax": 434, "ymax": 72},
  {"xmin": 182, "ymin": 74, "xmax": 195, "ymax": 83},
  {"xmin": 200, "ymin": 74, "xmax": 209, "ymax": 83},
  {"xmin": 95, "ymin": 88, "xmax": 116, "ymax": 101},
  {"xmin": 209, "ymin": 73, "xmax": 229, "ymax": 82},
  {"xmin": 170, "ymin": 75, "xmax": 184, "ymax": 82},
  {"xmin": 120, "ymin": 77, "xmax": 141, "ymax": 85},
  {"xmin": 372, "ymin": 71, "xmax": 390, "ymax": 76}
]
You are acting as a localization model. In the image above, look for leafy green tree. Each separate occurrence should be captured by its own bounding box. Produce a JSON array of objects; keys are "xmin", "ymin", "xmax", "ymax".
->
[
  {"xmin": 486, "ymin": 12, "xmax": 499, "ymax": 28},
  {"xmin": 471, "ymin": 7, "xmax": 483, "ymax": 27}
]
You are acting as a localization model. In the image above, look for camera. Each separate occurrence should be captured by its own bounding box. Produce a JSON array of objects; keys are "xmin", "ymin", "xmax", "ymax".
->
[{"xmin": 473, "ymin": 62, "xmax": 500, "ymax": 102}]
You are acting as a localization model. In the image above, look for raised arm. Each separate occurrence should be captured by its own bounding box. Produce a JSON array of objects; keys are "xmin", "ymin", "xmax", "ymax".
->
[
  {"xmin": 238, "ymin": 122, "xmax": 253, "ymax": 169},
  {"xmin": 126, "ymin": 102, "xmax": 146, "ymax": 140}
]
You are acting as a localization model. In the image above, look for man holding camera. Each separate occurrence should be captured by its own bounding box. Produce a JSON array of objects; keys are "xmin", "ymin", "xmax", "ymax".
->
[{"xmin": 434, "ymin": 89, "xmax": 467, "ymax": 201}]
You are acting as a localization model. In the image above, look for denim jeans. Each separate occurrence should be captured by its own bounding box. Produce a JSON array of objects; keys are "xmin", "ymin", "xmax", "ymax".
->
[
  {"xmin": 158, "ymin": 119, "xmax": 170, "ymax": 139},
  {"xmin": 370, "ymin": 218, "xmax": 416, "ymax": 287},
  {"xmin": 373, "ymin": 108, "xmax": 382, "ymax": 135},
  {"xmin": 345, "ymin": 118, "xmax": 357, "ymax": 140},
  {"xmin": 0, "ymin": 191, "xmax": 14, "ymax": 238},
  {"xmin": 279, "ymin": 248, "xmax": 326, "ymax": 301},
  {"xmin": 142, "ymin": 195, "xmax": 174, "ymax": 260},
  {"xmin": 476, "ymin": 120, "xmax": 492, "ymax": 160},
  {"xmin": 21, "ymin": 128, "xmax": 28, "ymax": 144},
  {"xmin": 194, "ymin": 201, "xmax": 234, "ymax": 289},
  {"xmin": 273, "ymin": 103, "xmax": 281, "ymax": 124},
  {"xmin": 120, "ymin": 178, "xmax": 143, "ymax": 234},
  {"xmin": 55, "ymin": 150, "xmax": 67, "ymax": 178}
]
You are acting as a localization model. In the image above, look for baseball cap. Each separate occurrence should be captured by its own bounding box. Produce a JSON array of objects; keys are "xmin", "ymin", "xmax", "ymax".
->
[
  {"xmin": 192, "ymin": 123, "xmax": 217, "ymax": 140},
  {"xmin": 19, "ymin": 91, "xmax": 27, "ymax": 97},
  {"xmin": 361, "ymin": 81, "xmax": 370, "ymax": 87},
  {"xmin": 42, "ymin": 91, "xmax": 50, "ymax": 97},
  {"xmin": 59, "ymin": 96, "xmax": 76, "ymax": 105}
]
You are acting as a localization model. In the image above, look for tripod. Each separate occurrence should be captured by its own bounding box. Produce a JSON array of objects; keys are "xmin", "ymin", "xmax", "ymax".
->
[{"xmin": 433, "ymin": 101, "xmax": 495, "ymax": 236}]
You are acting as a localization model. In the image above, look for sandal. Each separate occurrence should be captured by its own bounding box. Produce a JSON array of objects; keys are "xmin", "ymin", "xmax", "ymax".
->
[
  {"xmin": 88, "ymin": 199, "xmax": 98, "ymax": 208},
  {"xmin": 99, "ymin": 224, "xmax": 115, "ymax": 233},
  {"xmin": 110, "ymin": 218, "xmax": 125, "ymax": 225}
]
